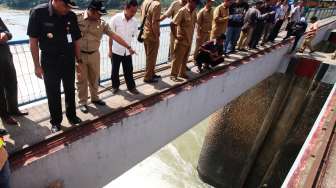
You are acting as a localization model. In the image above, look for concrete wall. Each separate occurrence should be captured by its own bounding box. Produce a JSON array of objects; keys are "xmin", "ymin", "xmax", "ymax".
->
[
  {"xmin": 312, "ymin": 20, "xmax": 336, "ymax": 46},
  {"xmin": 10, "ymin": 20, "xmax": 336, "ymax": 188}
]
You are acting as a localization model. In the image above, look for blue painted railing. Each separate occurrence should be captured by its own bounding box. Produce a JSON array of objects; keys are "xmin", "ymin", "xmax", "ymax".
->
[{"xmin": 305, "ymin": 7, "xmax": 336, "ymax": 20}]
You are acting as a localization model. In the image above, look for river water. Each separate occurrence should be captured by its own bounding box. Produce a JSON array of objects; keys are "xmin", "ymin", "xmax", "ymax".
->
[
  {"xmin": 0, "ymin": 9, "xmax": 212, "ymax": 188},
  {"xmin": 0, "ymin": 9, "xmax": 171, "ymax": 41},
  {"xmin": 105, "ymin": 119, "xmax": 213, "ymax": 188},
  {"xmin": 0, "ymin": 9, "xmax": 29, "ymax": 41}
]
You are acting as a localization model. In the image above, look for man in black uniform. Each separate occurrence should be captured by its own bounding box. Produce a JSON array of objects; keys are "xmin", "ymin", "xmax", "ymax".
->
[
  {"xmin": 0, "ymin": 17, "xmax": 28, "ymax": 126},
  {"xmin": 27, "ymin": 0, "xmax": 82, "ymax": 133}
]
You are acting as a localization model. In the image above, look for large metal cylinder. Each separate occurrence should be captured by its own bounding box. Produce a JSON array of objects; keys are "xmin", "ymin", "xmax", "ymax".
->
[
  {"xmin": 197, "ymin": 74, "xmax": 281, "ymax": 187},
  {"xmin": 197, "ymin": 57, "xmax": 327, "ymax": 187},
  {"xmin": 245, "ymin": 76, "xmax": 312, "ymax": 187}
]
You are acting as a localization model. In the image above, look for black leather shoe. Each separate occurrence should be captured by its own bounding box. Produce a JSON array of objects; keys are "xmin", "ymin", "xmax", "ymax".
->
[
  {"xmin": 179, "ymin": 74, "xmax": 190, "ymax": 79},
  {"xmin": 79, "ymin": 105, "xmax": 89, "ymax": 113},
  {"xmin": 51, "ymin": 124, "xmax": 61, "ymax": 133},
  {"xmin": 197, "ymin": 65, "xmax": 203, "ymax": 73},
  {"xmin": 170, "ymin": 76, "xmax": 183, "ymax": 82},
  {"xmin": 68, "ymin": 116, "xmax": 82, "ymax": 125},
  {"xmin": 129, "ymin": 88, "xmax": 140, "ymax": 95},
  {"xmin": 0, "ymin": 129, "xmax": 9, "ymax": 136},
  {"xmin": 153, "ymin": 74, "xmax": 161, "ymax": 79},
  {"xmin": 2, "ymin": 116, "xmax": 18, "ymax": 125},
  {"xmin": 92, "ymin": 100, "xmax": 106, "ymax": 106},
  {"xmin": 11, "ymin": 110, "xmax": 29, "ymax": 116},
  {"xmin": 112, "ymin": 88, "xmax": 119, "ymax": 94},
  {"xmin": 204, "ymin": 66, "xmax": 213, "ymax": 71},
  {"xmin": 144, "ymin": 78, "xmax": 158, "ymax": 83}
]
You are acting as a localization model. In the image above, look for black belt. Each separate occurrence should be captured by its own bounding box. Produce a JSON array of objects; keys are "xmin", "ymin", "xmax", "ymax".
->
[
  {"xmin": 81, "ymin": 50, "xmax": 97, "ymax": 54},
  {"xmin": 41, "ymin": 50, "xmax": 70, "ymax": 57}
]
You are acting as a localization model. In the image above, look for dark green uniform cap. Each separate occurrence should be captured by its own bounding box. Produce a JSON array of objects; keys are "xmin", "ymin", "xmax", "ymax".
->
[{"xmin": 63, "ymin": 0, "xmax": 79, "ymax": 9}]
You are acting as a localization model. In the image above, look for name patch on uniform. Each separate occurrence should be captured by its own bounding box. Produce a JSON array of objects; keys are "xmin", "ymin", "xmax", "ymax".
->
[{"xmin": 43, "ymin": 22, "xmax": 54, "ymax": 27}]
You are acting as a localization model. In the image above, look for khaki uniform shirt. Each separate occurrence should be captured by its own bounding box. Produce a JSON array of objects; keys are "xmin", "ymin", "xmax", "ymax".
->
[
  {"xmin": 197, "ymin": 7, "xmax": 213, "ymax": 34},
  {"xmin": 163, "ymin": 0, "xmax": 184, "ymax": 19},
  {"xmin": 77, "ymin": 11, "xmax": 114, "ymax": 52},
  {"xmin": 173, "ymin": 6, "xmax": 197, "ymax": 47},
  {"xmin": 211, "ymin": 3, "xmax": 229, "ymax": 38},
  {"xmin": 142, "ymin": 0, "xmax": 161, "ymax": 40}
]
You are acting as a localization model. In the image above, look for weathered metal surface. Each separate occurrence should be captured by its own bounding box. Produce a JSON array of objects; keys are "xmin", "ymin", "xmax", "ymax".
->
[
  {"xmin": 282, "ymin": 84, "xmax": 336, "ymax": 188},
  {"xmin": 197, "ymin": 74, "xmax": 281, "ymax": 187}
]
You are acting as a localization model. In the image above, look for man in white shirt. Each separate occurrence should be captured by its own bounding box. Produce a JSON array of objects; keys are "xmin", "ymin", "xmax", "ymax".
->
[
  {"xmin": 108, "ymin": 0, "xmax": 139, "ymax": 94},
  {"xmin": 289, "ymin": 0, "xmax": 303, "ymax": 23}
]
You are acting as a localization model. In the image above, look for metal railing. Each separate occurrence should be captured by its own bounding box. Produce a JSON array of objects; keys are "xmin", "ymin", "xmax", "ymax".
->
[
  {"xmin": 8, "ymin": 7, "xmax": 336, "ymax": 107},
  {"xmin": 99, "ymin": 23, "xmax": 172, "ymax": 83},
  {"xmin": 305, "ymin": 7, "xmax": 336, "ymax": 20},
  {"xmin": 8, "ymin": 24, "xmax": 197, "ymax": 106}
]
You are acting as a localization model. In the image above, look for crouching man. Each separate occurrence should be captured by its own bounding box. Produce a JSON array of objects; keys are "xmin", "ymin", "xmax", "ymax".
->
[{"xmin": 195, "ymin": 33, "xmax": 226, "ymax": 72}]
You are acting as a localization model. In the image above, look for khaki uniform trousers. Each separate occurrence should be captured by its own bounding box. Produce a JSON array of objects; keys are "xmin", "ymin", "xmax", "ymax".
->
[
  {"xmin": 210, "ymin": 27, "xmax": 227, "ymax": 40},
  {"xmin": 210, "ymin": 31, "xmax": 222, "ymax": 40},
  {"xmin": 237, "ymin": 28, "xmax": 254, "ymax": 50},
  {"xmin": 194, "ymin": 32, "xmax": 210, "ymax": 59},
  {"xmin": 300, "ymin": 37, "xmax": 313, "ymax": 52},
  {"xmin": 144, "ymin": 38, "xmax": 160, "ymax": 81},
  {"xmin": 171, "ymin": 42, "xmax": 191, "ymax": 77},
  {"xmin": 77, "ymin": 51, "xmax": 100, "ymax": 105},
  {"xmin": 169, "ymin": 32, "xmax": 176, "ymax": 61},
  {"xmin": 210, "ymin": 33, "xmax": 217, "ymax": 40}
]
